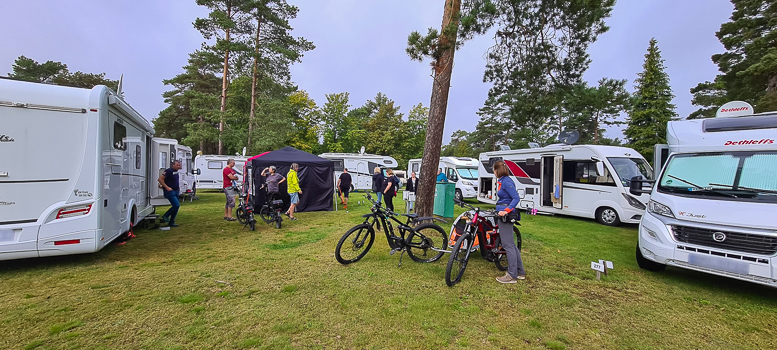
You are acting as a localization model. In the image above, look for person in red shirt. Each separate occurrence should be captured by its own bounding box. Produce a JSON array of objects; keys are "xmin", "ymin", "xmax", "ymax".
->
[{"xmin": 223, "ymin": 159, "xmax": 239, "ymax": 221}]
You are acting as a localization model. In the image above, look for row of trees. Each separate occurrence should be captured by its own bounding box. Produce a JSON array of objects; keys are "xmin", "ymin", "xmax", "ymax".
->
[{"xmin": 5, "ymin": 56, "xmax": 118, "ymax": 90}]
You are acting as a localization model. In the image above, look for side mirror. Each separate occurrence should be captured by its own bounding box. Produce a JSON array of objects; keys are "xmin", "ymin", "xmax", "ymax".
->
[
  {"xmin": 629, "ymin": 176, "xmax": 655, "ymax": 196},
  {"xmin": 595, "ymin": 162, "xmax": 605, "ymax": 176},
  {"xmin": 450, "ymin": 174, "xmax": 458, "ymax": 182}
]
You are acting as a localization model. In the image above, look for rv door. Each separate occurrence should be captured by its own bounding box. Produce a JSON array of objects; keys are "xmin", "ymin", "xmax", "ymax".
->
[
  {"xmin": 653, "ymin": 144, "xmax": 669, "ymax": 179},
  {"xmin": 552, "ymin": 155, "xmax": 563, "ymax": 209}
]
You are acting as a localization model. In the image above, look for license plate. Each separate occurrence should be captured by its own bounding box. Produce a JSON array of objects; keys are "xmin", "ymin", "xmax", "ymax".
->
[{"xmin": 688, "ymin": 253, "xmax": 749, "ymax": 275}]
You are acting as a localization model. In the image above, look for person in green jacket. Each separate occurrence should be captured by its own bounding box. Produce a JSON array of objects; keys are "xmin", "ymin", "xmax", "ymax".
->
[{"xmin": 285, "ymin": 163, "xmax": 302, "ymax": 220}]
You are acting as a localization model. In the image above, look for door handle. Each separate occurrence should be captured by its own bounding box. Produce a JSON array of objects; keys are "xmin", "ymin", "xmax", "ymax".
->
[{"xmin": 0, "ymin": 172, "xmax": 7, "ymax": 177}]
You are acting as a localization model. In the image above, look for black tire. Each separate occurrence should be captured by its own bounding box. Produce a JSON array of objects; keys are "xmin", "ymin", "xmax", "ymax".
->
[
  {"xmin": 407, "ymin": 224, "xmax": 448, "ymax": 263},
  {"xmin": 445, "ymin": 234, "xmax": 473, "ymax": 287},
  {"xmin": 259, "ymin": 206, "xmax": 273, "ymax": 224},
  {"xmin": 236, "ymin": 206, "xmax": 246, "ymax": 224},
  {"xmin": 454, "ymin": 189, "xmax": 463, "ymax": 202},
  {"xmin": 248, "ymin": 212, "xmax": 256, "ymax": 231},
  {"xmin": 596, "ymin": 207, "xmax": 621, "ymax": 226},
  {"xmin": 636, "ymin": 244, "xmax": 666, "ymax": 271},
  {"xmin": 274, "ymin": 215, "xmax": 282, "ymax": 229},
  {"xmin": 335, "ymin": 224, "xmax": 375, "ymax": 264}
]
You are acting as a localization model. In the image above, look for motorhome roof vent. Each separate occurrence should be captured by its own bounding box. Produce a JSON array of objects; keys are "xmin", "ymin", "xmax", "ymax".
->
[
  {"xmin": 715, "ymin": 101, "xmax": 754, "ymax": 118},
  {"xmin": 558, "ymin": 130, "xmax": 580, "ymax": 145},
  {"xmin": 703, "ymin": 114, "xmax": 777, "ymax": 132},
  {"xmin": 528, "ymin": 142, "xmax": 540, "ymax": 148}
]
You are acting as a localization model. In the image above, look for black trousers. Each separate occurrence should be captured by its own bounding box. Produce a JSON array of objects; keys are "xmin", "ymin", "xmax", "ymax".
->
[{"xmin": 383, "ymin": 193, "xmax": 395, "ymax": 212}]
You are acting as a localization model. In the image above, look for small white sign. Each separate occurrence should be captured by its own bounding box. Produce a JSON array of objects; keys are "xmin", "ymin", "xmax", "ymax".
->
[
  {"xmin": 716, "ymin": 101, "xmax": 754, "ymax": 118},
  {"xmin": 591, "ymin": 262, "xmax": 605, "ymax": 272},
  {"xmin": 605, "ymin": 261, "xmax": 614, "ymax": 270}
]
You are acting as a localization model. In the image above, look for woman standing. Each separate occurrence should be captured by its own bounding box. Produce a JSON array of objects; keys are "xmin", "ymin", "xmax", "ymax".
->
[
  {"xmin": 493, "ymin": 160, "xmax": 526, "ymax": 283},
  {"xmin": 405, "ymin": 171, "xmax": 418, "ymax": 212},
  {"xmin": 382, "ymin": 169, "xmax": 397, "ymax": 212},
  {"xmin": 285, "ymin": 163, "xmax": 302, "ymax": 221},
  {"xmin": 372, "ymin": 167, "xmax": 385, "ymax": 203}
]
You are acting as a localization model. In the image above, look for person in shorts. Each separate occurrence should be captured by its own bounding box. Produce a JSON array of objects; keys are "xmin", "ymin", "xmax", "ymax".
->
[
  {"xmin": 285, "ymin": 163, "xmax": 301, "ymax": 221},
  {"xmin": 337, "ymin": 168, "xmax": 352, "ymax": 209},
  {"xmin": 222, "ymin": 158, "xmax": 239, "ymax": 221}
]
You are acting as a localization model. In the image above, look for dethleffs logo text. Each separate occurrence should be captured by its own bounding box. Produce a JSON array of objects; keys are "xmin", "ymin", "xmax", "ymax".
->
[
  {"xmin": 719, "ymin": 106, "xmax": 750, "ymax": 113},
  {"xmin": 724, "ymin": 139, "xmax": 774, "ymax": 146},
  {"xmin": 0, "ymin": 134, "xmax": 15, "ymax": 143}
]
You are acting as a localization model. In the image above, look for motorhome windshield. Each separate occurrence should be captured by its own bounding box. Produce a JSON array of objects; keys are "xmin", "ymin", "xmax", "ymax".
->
[
  {"xmin": 607, "ymin": 157, "xmax": 653, "ymax": 187},
  {"xmin": 657, "ymin": 151, "xmax": 777, "ymax": 203},
  {"xmin": 456, "ymin": 168, "xmax": 478, "ymax": 180}
]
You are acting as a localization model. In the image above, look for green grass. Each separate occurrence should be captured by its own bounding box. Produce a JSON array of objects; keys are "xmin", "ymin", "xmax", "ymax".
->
[{"xmin": 1, "ymin": 191, "xmax": 776, "ymax": 349}]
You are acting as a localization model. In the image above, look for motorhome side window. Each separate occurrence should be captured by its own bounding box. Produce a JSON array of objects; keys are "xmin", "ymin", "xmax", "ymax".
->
[
  {"xmin": 113, "ymin": 122, "xmax": 126, "ymax": 150},
  {"xmin": 135, "ymin": 145, "xmax": 141, "ymax": 169},
  {"xmin": 485, "ymin": 157, "xmax": 503, "ymax": 174},
  {"xmin": 563, "ymin": 161, "xmax": 615, "ymax": 186},
  {"xmin": 208, "ymin": 161, "xmax": 222, "ymax": 169},
  {"xmin": 333, "ymin": 160, "xmax": 344, "ymax": 172},
  {"xmin": 412, "ymin": 163, "xmax": 419, "ymax": 173}
]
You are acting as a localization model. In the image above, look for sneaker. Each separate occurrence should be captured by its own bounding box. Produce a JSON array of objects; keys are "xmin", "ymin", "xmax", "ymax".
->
[
  {"xmin": 516, "ymin": 275, "xmax": 526, "ymax": 280},
  {"xmin": 290, "ymin": 217, "xmax": 298, "ymax": 221},
  {"xmin": 226, "ymin": 217, "xmax": 236, "ymax": 221},
  {"xmin": 496, "ymin": 273, "xmax": 517, "ymax": 284}
]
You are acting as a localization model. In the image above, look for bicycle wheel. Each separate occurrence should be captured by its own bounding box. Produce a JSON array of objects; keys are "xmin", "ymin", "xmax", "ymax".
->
[
  {"xmin": 406, "ymin": 223, "xmax": 447, "ymax": 263},
  {"xmin": 259, "ymin": 206, "xmax": 273, "ymax": 224},
  {"xmin": 335, "ymin": 224, "xmax": 375, "ymax": 264},
  {"xmin": 446, "ymin": 234, "xmax": 473, "ymax": 287},
  {"xmin": 248, "ymin": 213, "xmax": 256, "ymax": 231},
  {"xmin": 236, "ymin": 206, "xmax": 246, "ymax": 224},
  {"xmin": 274, "ymin": 215, "xmax": 282, "ymax": 229}
]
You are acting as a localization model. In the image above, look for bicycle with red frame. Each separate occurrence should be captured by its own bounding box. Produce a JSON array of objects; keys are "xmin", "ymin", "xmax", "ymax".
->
[{"xmin": 445, "ymin": 198, "xmax": 522, "ymax": 287}]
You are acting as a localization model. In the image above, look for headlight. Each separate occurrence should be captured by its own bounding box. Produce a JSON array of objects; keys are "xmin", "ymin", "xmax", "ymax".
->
[
  {"xmin": 648, "ymin": 200, "xmax": 674, "ymax": 218},
  {"xmin": 621, "ymin": 193, "xmax": 646, "ymax": 210},
  {"xmin": 461, "ymin": 180, "xmax": 474, "ymax": 186}
]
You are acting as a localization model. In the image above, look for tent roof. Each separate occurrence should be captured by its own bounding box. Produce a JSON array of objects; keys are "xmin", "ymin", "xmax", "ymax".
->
[{"xmin": 249, "ymin": 146, "xmax": 333, "ymax": 166}]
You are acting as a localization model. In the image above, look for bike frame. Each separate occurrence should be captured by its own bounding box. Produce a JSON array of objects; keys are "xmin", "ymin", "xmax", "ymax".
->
[{"xmin": 361, "ymin": 194, "xmax": 445, "ymax": 251}]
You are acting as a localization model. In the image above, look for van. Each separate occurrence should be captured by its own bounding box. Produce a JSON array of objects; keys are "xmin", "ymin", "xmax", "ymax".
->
[{"xmin": 407, "ymin": 157, "xmax": 480, "ymax": 201}]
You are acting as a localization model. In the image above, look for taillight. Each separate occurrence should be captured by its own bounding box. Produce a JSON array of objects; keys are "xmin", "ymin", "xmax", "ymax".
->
[{"xmin": 56, "ymin": 204, "xmax": 92, "ymax": 219}]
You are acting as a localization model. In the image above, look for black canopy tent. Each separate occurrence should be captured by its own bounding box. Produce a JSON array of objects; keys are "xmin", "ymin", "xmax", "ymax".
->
[{"xmin": 248, "ymin": 147, "xmax": 334, "ymax": 212}]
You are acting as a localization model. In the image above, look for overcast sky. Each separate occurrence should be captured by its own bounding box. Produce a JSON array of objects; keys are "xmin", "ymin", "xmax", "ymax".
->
[{"xmin": 1, "ymin": 0, "xmax": 734, "ymax": 143}]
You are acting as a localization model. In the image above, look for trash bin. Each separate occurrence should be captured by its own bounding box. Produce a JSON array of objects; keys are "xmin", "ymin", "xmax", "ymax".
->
[{"xmin": 433, "ymin": 182, "xmax": 456, "ymax": 218}]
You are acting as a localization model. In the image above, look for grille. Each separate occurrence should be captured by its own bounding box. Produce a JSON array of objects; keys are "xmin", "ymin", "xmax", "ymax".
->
[{"xmin": 672, "ymin": 225, "xmax": 777, "ymax": 255}]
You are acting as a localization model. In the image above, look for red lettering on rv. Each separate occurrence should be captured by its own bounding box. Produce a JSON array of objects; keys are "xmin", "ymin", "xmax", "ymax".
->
[
  {"xmin": 719, "ymin": 106, "xmax": 750, "ymax": 113},
  {"xmin": 724, "ymin": 139, "xmax": 775, "ymax": 146}
]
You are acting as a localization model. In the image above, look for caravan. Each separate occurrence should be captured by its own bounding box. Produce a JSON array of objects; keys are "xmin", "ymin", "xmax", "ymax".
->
[
  {"xmin": 0, "ymin": 79, "xmax": 155, "ymax": 260},
  {"xmin": 319, "ymin": 153, "xmax": 398, "ymax": 191},
  {"xmin": 477, "ymin": 145, "xmax": 653, "ymax": 226},
  {"xmin": 194, "ymin": 154, "xmax": 248, "ymax": 190},
  {"xmin": 407, "ymin": 157, "xmax": 480, "ymax": 201},
  {"xmin": 150, "ymin": 138, "xmax": 196, "ymax": 205},
  {"xmin": 631, "ymin": 102, "xmax": 777, "ymax": 287}
]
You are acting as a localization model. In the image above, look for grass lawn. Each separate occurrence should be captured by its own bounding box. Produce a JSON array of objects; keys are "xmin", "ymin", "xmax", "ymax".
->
[{"xmin": 1, "ymin": 191, "xmax": 776, "ymax": 350}]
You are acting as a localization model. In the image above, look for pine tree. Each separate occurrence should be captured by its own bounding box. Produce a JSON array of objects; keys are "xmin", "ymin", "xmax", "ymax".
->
[{"xmin": 625, "ymin": 38, "xmax": 676, "ymax": 161}]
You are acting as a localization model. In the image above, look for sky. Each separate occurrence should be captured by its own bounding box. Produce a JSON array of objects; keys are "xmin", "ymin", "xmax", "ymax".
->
[{"xmin": 0, "ymin": 0, "xmax": 735, "ymax": 143}]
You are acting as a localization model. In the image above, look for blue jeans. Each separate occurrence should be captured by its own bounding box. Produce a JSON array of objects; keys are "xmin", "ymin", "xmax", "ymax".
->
[
  {"xmin": 376, "ymin": 192, "xmax": 383, "ymax": 205},
  {"xmin": 163, "ymin": 190, "xmax": 180, "ymax": 224}
]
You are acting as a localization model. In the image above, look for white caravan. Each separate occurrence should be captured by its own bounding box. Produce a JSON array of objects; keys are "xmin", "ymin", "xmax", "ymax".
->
[
  {"xmin": 319, "ymin": 153, "xmax": 398, "ymax": 191},
  {"xmin": 408, "ymin": 157, "xmax": 480, "ymax": 201},
  {"xmin": 477, "ymin": 145, "xmax": 653, "ymax": 226},
  {"xmin": 150, "ymin": 138, "xmax": 196, "ymax": 205},
  {"xmin": 0, "ymin": 79, "xmax": 154, "ymax": 261},
  {"xmin": 194, "ymin": 154, "xmax": 248, "ymax": 190},
  {"xmin": 632, "ymin": 101, "xmax": 777, "ymax": 287}
]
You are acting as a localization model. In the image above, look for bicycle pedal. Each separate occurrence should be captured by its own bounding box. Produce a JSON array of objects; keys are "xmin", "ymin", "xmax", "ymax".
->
[{"xmin": 389, "ymin": 248, "xmax": 400, "ymax": 255}]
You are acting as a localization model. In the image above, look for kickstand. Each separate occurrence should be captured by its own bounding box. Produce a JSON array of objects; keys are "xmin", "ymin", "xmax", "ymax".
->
[{"xmin": 398, "ymin": 249, "xmax": 406, "ymax": 267}]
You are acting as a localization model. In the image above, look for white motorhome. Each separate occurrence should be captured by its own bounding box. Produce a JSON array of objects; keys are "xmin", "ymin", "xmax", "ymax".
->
[
  {"xmin": 632, "ymin": 101, "xmax": 777, "ymax": 287},
  {"xmin": 150, "ymin": 138, "xmax": 196, "ymax": 205},
  {"xmin": 319, "ymin": 153, "xmax": 398, "ymax": 191},
  {"xmin": 194, "ymin": 154, "xmax": 248, "ymax": 190},
  {"xmin": 0, "ymin": 79, "xmax": 155, "ymax": 261},
  {"xmin": 408, "ymin": 157, "xmax": 480, "ymax": 201},
  {"xmin": 477, "ymin": 145, "xmax": 653, "ymax": 226}
]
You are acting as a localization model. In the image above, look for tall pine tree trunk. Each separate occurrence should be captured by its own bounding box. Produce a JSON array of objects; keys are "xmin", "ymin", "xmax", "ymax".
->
[
  {"xmin": 218, "ymin": 3, "xmax": 232, "ymax": 155},
  {"xmin": 248, "ymin": 16, "xmax": 263, "ymax": 155},
  {"xmin": 416, "ymin": 0, "xmax": 461, "ymax": 217}
]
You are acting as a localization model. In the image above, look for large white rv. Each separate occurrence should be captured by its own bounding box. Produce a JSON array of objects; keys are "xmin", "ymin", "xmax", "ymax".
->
[
  {"xmin": 0, "ymin": 79, "xmax": 155, "ymax": 261},
  {"xmin": 408, "ymin": 157, "xmax": 480, "ymax": 201},
  {"xmin": 194, "ymin": 154, "xmax": 248, "ymax": 190},
  {"xmin": 632, "ymin": 102, "xmax": 777, "ymax": 287},
  {"xmin": 150, "ymin": 138, "xmax": 196, "ymax": 205},
  {"xmin": 319, "ymin": 153, "xmax": 398, "ymax": 191},
  {"xmin": 477, "ymin": 145, "xmax": 653, "ymax": 226}
]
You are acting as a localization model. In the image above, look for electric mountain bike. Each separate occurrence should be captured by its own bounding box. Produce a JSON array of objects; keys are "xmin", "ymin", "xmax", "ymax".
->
[
  {"xmin": 445, "ymin": 198, "xmax": 522, "ymax": 287},
  {"xmin": 335, "ymin": 192, "xmax": 448, "ymax": 267}
]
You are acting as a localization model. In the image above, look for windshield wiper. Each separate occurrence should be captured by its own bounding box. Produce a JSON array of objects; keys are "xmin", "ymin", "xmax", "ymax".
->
[
  {"xmin": 709, "ymin": 183, "xmax": 777, "ymax": 195},
  {"xmin": 665, "ymin": 175, "xmax": 738, "ymax": 198}
]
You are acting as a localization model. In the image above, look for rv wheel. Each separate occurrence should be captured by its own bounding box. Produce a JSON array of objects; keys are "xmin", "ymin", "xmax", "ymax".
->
[
  {"xmin": 636, "ymin": 244, "xmax": 666, "ymax": 271},
  {"xmin": 454, "ymin": 189, "xmax": 463, "ymax": 202},
  {"xmin": 596, "ymin": 207, "xmax": 620, "ymax": 226}
]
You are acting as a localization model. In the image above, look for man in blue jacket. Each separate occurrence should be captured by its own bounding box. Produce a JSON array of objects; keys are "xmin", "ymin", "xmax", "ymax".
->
[{"xmin": 436, "ymin": 168, "xmax": 448, "ymax": 182}]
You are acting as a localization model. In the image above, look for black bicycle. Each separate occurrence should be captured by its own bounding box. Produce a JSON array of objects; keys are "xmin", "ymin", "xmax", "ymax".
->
[
  {"xmin": 258, "ymin": 188, "xmax": 284, "ymax": 229},
  {"xmin": 234, "ymin": 185, "xmax": 256, "ymax": 231},
  {"xmin": 335, "ymin": 192, "xmax": 448, "ymax": 266}
]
